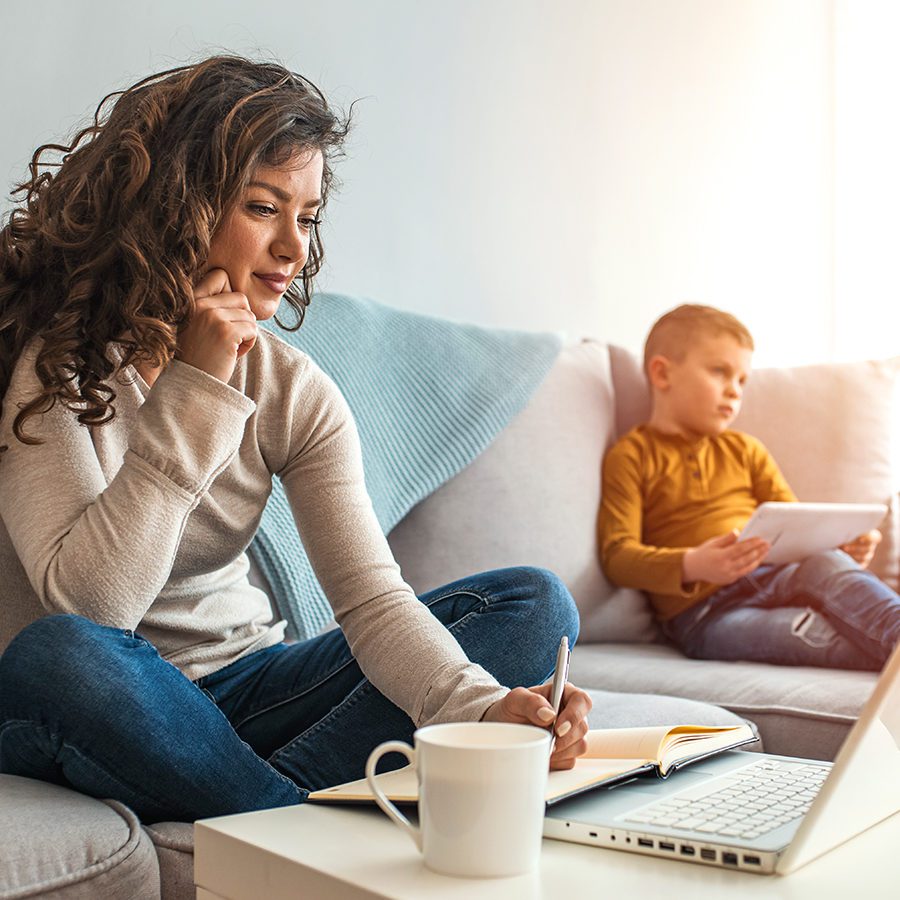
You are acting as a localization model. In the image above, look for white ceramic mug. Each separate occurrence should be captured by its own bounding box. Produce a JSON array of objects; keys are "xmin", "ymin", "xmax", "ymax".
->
[{"xmin": 365, "ymin": 721, "xmax": 550, "ymax": 878}]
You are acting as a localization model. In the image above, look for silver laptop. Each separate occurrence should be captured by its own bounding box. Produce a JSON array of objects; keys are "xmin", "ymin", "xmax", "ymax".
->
[{"xmin": 544, "ymin": 642, "xmax": 900, "ymax": 874}]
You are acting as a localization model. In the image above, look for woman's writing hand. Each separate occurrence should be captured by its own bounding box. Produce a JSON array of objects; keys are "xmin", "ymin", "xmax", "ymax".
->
[
  {"xmin": 482, "ymin": 682, "xmax": 593, "ymax": 770},
  {"xmin": 176, "ymin": 268, "xmax": 258, "ymax": 383}
]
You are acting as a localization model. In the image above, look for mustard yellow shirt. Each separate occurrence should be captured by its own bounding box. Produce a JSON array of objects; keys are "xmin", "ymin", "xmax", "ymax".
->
[{"xmin": 599, "ymin": 425, "xmax": 797, "ymax": 620}]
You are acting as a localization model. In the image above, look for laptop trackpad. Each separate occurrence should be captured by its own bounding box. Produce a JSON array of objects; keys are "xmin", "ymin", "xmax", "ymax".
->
[
  {"xmin": 549, "ymin": 764, "xmax": 733, "ymax": 822},
  {"xmin": 547, "ymin": 772, "xmax": 709, "ymax": 822}
]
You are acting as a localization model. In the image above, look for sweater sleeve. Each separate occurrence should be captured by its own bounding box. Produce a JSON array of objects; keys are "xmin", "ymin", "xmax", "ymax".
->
[
  {"xmin": 0, "ymin": 346, "xmax": 256, "ymax": 629},
  {"xmin": 746, "ymin": 436, "xmax": 798, "ymax": 504},
  {"xmin": 598, "ymin": 438, "xmax": 705, "ymax": 602},
  {"xmin": 276, "ymin": 360, "xmax": 508, "ymax": 726}
]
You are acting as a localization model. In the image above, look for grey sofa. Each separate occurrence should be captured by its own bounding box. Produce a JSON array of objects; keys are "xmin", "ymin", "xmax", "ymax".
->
[
  {"xmin": 391, "ymin": 341, "xmax": 900, "ymax": 762},
  {"xmin": 2, "ymin": 340, "xmax": 896, "ymax": 898}
]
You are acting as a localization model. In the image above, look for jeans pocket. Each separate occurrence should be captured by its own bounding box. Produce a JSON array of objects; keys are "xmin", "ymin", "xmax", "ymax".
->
[{"xmin": 790, "ymin": 608, "xmax": 840, "ymax": 649}]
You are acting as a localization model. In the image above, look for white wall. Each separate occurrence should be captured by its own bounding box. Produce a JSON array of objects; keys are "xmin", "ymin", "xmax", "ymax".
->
[
  {"xmin": 833, "ymin": 0, "xmax": 900, "ymax": 363},
  {"xmin": 0, "ymin": 1, "xmax": 857, "ymax": 366}
]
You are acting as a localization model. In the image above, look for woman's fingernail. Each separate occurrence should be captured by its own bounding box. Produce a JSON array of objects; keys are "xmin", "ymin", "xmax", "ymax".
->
[
  {"xmin": 537, "ymin": 707, "xmax": 555, "ymax": 722},
  {"xmin": 556, "ymin": 720, "xmax": 572, "ymax": 737}
]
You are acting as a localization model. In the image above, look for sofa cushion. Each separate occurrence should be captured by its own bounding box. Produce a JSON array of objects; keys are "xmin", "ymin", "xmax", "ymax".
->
[
  {"xmin": 144, "ymin": 821, "xmax": 194, "ymax": 900},
  {"xmin": 389, "ymin": 341, "xmax": 659, "ymax": 643},
  {"xmin": 609, "ymin": 346, "xmax": 900, "ymax": 590},
  {"xmin": 0, "ymin": 774, "xmax": 159, "ymax": 899},
  {"xmin": 584, "ymin": 688, "xmax": 756, "ymax": 733},
  {"xmin": 570, "ymin": 643, "xmax": 875, "ymax": 761}
]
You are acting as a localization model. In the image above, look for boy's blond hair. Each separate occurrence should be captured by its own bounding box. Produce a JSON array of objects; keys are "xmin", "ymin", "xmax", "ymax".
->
[{"xmin": 643, "ymin": 304, "xmax": 754, "ymax": 376}]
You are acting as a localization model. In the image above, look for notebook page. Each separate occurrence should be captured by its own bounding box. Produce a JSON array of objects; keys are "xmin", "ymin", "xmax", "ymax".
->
[
  {"xmin": 583, "ymin": 726, "xmax": 672, "ymax": 763},
  {"xmin": 311, "ymin": 758, "xmax": 644, "ymax": 804}
]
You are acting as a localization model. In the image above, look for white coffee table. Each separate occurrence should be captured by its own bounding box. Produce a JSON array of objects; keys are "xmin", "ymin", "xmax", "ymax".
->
[{"xmin": 194, "ymin": 802, "xmax": 900, "ymax": 899}]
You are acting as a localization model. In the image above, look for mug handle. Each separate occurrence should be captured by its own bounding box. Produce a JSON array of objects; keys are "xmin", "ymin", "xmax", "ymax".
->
[{"xmin": 365, "ymin": 740, "xmax": 421, "ymax": 851}]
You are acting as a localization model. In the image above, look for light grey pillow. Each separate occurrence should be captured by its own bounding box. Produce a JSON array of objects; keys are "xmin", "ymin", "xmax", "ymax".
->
[{"xmin": 389, "ymin": 341, "xmax": 659, "ymax": 643}]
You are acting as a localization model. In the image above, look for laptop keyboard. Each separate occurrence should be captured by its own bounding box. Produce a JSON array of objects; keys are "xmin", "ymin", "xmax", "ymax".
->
[{"xmin": 621, "ymin": 759, "xmax": 830, "ymax": 840}]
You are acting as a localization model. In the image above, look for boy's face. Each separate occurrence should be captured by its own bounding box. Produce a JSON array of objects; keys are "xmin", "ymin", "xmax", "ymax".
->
[{"xmin": 653, "ymin": 333, "xmax": 752, "ymax": 438}]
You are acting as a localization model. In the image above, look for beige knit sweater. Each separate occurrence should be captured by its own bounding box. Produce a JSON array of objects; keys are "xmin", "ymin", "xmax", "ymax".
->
[{"xmin": 0, "ymin": 329, "xmax": 507, "ymax": 725}]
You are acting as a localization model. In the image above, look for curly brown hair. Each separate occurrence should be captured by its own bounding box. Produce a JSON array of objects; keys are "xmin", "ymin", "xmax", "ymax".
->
[{"xmin": 0, "ymin": 54, "xmax": 350, "ymax": 453}]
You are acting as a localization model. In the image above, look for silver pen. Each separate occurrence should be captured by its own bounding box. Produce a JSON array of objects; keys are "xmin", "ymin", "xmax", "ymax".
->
[{"xmin": 547, "ymin": 635, "xmax": 570, "ymax": 755}]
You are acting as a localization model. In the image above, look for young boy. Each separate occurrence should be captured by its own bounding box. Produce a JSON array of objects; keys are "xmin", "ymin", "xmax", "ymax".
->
[{"xmin": 599, "ymin": 304, "xmax": 900, "ymax": 670}]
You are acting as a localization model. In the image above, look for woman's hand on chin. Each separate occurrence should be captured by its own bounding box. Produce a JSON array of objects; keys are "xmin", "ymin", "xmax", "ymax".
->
[{"xmin": 175, "ymin": 268, "xmax": 258, "ymax": 383}]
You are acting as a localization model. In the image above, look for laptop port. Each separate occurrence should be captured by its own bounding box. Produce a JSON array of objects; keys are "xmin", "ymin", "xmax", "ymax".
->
[
  {"xmin": 589, "ymin": 832, "xmax": 598, "ymax": 838},
  {"xmin": 637, "ymin": 838, "xmax": 653, "ymax": 848},
  {"xmin": 723, "ymin": 852, "xmax": 739, "ymax": 866},
  {"xmin": 743, "ymin": 855, "xmax": 761, "ymax": 866},
  {"xmin": 700, "ymin": 849, "xmax": 717, "ymax": 861},
  {"xmin": 680, "ymin": 846, "xmax": 696, "ymax": 856},
  {"xmin": 659, "ymin": 841, "xmax": 676, "ymax": 852}
]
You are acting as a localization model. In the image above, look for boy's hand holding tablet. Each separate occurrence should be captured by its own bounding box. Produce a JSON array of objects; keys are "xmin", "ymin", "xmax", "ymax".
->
[
  {"xmin": 682, "ymin": 530, "xmax": 771, "ymax": 586},
  {"xmin": 839, "ymin": 528, "xmax": 882, "ymax": 568},
  {"xmin": 737, "ymin": 502, "xmax": 887, "ymax": 567}
]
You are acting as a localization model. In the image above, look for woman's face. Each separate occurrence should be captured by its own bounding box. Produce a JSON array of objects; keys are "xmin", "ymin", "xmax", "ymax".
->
[{"xmin": 205, "ymin": 149, "xmax": 325, "ymax": 321}]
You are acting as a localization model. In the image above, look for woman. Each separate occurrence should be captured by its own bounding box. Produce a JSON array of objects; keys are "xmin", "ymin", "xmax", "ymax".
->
[{"xmin": 0, "ymin": 55, "xmax": 590, "ymax": 822}]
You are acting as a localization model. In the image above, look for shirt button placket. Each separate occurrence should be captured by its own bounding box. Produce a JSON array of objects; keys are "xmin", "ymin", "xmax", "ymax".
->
[{"xmin": 687, "ymin": 451, "xmax": 702, "ymax": 489}]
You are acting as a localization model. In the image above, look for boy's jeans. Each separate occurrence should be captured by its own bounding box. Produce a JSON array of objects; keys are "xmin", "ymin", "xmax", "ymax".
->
[
  {"xmin": 664, "ymin": 550, "xmax": 900, "ymax": 671},
  {"xmin": 0, "ymin": 566, "xmax": 578, "ymax": 824}
]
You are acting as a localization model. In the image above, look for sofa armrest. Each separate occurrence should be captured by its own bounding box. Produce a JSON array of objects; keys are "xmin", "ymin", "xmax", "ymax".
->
[{"xmin": 0, "ymin": 774, "xmax": 160, "ymax": 898}]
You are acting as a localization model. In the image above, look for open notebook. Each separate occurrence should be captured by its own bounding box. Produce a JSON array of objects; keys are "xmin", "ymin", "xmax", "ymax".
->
[{"xmin": 309, "ymin": 723, "xmax": 757, "ymax": 807}]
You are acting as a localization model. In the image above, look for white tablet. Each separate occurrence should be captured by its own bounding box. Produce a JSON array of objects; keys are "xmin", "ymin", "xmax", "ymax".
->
[{"xmin": 738, "ymin": 502, "xmax": 888, "ymax": 565}]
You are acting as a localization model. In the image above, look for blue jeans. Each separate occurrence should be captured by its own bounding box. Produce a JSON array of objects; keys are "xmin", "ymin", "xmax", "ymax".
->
[
  {"xmin": 0, "ymin": 566, "xmax": 577, "ymax": 823},
  {"xmin": 664, "ymin": 550, "xmax": 900, "ymax": 670}
]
